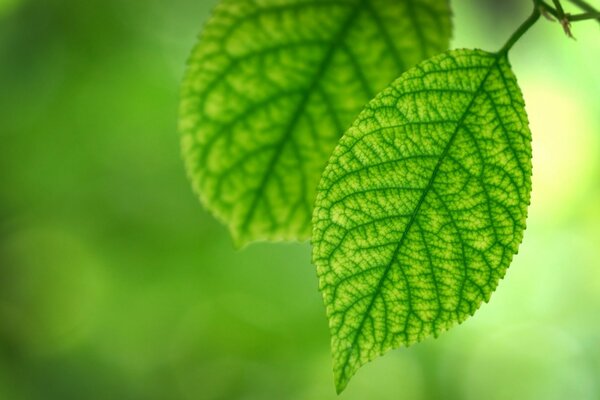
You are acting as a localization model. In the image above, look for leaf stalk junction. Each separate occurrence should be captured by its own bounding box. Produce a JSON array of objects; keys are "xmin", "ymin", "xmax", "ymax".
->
[{"xmin": 500, "ymin": 0, "xmax": 599, "ymax": 55}]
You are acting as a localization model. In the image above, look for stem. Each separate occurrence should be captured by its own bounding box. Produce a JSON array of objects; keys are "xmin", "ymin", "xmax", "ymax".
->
[
  {"xmin": 498, "ymin": 4, "xmax": 542, "ymax": 55},
  {"xmin": 568, "ymin": 0, "xmax": 600, "ymax": 13},
  {"xmin": 540, "ymin": 1, "xmax": 560, "ymax": 18},
  {"xmin": 567, "ymin": 0, "xmax": 600, "ymax": 23},
  {"xmin": 553, "ymin": 0, "xmax": 567, "ymax": 17},
  {"xmin": 569, "ymin": 11, "xmax": 600, "ymax": 21}
]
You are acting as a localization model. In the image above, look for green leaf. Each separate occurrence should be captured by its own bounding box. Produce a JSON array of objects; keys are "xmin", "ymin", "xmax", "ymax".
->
[
  {"xmin": 180, "ymin": 0, "xmax": 452, "ymax": 245},
  {"xmin": 312, "ymin": 49, "xmax": 533, "ymax": 393}
]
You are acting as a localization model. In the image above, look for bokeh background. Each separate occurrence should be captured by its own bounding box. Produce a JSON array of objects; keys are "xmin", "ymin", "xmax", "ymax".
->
[{"xmin": 0, "ymin": 0, "xmax": 599, "ymax": 399}]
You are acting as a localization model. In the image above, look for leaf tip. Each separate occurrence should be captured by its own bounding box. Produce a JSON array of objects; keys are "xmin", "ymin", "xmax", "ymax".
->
[
  {"xmin": 332, "ymin": 347, "xmax": 359, "ymax": 395},
  {"xmin": 334, "ymin": 371, "xmax": 350, "ymax": 395}
]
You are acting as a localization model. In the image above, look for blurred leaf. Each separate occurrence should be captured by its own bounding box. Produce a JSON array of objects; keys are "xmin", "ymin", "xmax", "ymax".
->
[
  {"xmin": 0, "ymin": 0, "xmax": 19, "ymax": 18},
  {"xmin": 312, "ymin": 49, "xmax": 533, "ymax": 392},
  {"xmin": 180, "ymin": 0, "xmax": 452, "ymax": 245}
]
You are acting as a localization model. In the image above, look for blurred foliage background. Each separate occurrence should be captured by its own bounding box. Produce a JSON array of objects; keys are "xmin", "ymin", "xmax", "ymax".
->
[{"xmin": 0, "ymin": 0, "xmax": 598, "ymax": 399}]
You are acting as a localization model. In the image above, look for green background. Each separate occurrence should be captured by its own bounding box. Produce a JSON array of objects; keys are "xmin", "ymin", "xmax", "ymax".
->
[{"xmin": 0, "ymin": 0, "xmax": 598, "ymax": 399}]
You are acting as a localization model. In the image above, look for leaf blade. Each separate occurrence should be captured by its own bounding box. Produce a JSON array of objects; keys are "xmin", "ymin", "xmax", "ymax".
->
[
  {"xmin": 312, "ymin": 49, "xmax": 533, "ymax": 392},
  {"xmin": 180, "ymin": 0, "xmax": 452, "ymax": 245}
]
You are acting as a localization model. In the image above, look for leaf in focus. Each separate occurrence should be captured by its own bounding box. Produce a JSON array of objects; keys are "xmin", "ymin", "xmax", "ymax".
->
[
  {"xmin": 312, "ymin": 49, "xmax": 533, "ymax": 392},
  {"xmin": 180, "ymin": 0, "xmax": 452, "ymax": 245}
]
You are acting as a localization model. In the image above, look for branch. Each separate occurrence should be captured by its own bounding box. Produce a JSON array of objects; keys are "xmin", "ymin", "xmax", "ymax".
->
[
  {"xmin": 569, "ymin": 11, "xmax": 600, "ymax": 21},
  {"xmin": 567, "ymin": 0, "xmax": 600, "ymax": 23}
]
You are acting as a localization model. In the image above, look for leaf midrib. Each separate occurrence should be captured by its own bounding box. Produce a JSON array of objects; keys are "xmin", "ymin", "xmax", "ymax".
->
[
  {"xmin": 336, "ymin": 53, "xmax": 505, "ymax": 388},
  {"xmin": 239, "ymin": 0, "xmax": 370, "ymax": 237}
]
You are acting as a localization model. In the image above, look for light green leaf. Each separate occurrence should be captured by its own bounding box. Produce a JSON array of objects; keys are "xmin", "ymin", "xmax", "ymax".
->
[
  {"xmin": 312, "ymin": 49, "xmax": 533, "ymax": 392},
  {"xmin": 180, "ymin": 0, "xmax": 452, "ymax": 245}
]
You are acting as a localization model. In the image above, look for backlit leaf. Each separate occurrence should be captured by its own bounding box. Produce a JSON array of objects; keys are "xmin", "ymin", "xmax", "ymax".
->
[
  {"xmin": 180, "ymin": 0, "xmax": 452, "ymax": 245},
  {"xmin": 312, "ymin": 49, "xmax": 533, "ymax": 392}
]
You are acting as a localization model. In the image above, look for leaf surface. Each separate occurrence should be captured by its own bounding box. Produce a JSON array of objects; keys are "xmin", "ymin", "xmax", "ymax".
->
[
  {"xmin": 180, "ymin": 0, "xmax": 451, "ymax": 245},
  {"xmin": 312, "ymin": 49, "xmax": 533, "ymax": 392}
]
